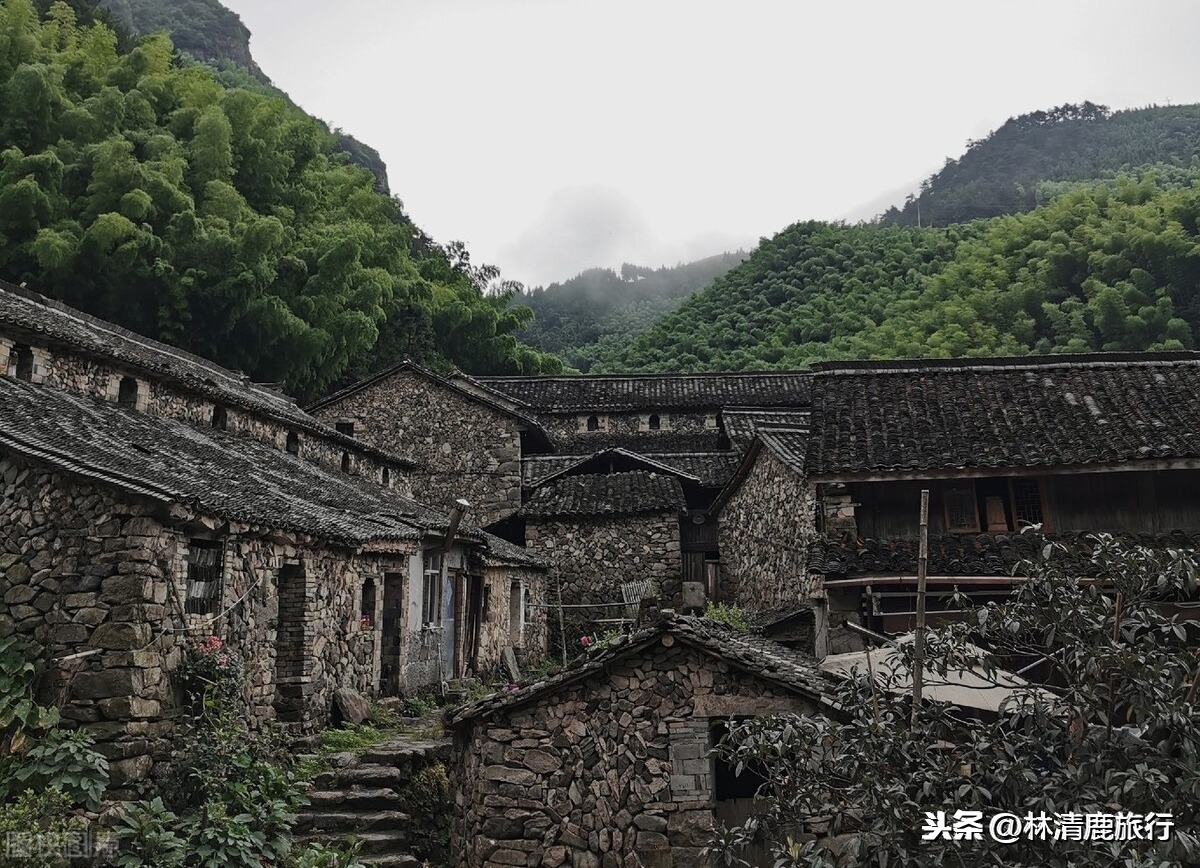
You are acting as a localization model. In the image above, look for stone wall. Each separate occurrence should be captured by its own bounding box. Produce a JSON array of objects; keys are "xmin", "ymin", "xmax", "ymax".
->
[
  {"xmin": 477, "ymin": 565, "xmax": 548, "ymax": 675},
  {"xmin": 718, "ymin": 450, "xmax": 818, "ymax": 607},
  {"xmin": 0, "ymin": 451, "xmax": 181, "ymax": 797},
  {"xmin": 525, "ymin": 512, "xmax": 682, "ymax": 607},
  {"xmin": 312, "ymin": 368, "xmax": 525, "ymax": 525},
  {"xmin": 449, "ymin": 642, "xmax": 817, "ymax": 868},
  {"xmin": 539, "ymin": 411, "xmax": 717, "ymax": 442}
]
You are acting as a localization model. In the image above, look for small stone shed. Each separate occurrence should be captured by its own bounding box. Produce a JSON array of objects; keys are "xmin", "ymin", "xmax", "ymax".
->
[{"xmin": 446, "ymin": 611, "xmax": 838, "ymax": 868}]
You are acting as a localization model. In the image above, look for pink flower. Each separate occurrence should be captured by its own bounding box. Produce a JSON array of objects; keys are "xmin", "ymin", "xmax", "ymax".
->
[
  {"xmin": 580, "ymin": 636, "xmax": 590, "ymax": 647},
  {"xmin": 217, "ymin": 655, "xmax": 229, "ymax": 666}
]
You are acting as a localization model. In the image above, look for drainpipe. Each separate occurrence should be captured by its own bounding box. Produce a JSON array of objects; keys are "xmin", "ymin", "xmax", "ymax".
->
[{"xmin": 439, "ymin": 498, "xmax": 471, "ymax": 554}]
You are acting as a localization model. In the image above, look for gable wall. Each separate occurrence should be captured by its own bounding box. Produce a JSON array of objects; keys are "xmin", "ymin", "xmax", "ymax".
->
[
  {"xmin": 311, "ymin": 369, "xmax": 524, "ymax": 525},
  {"xmin": 718, "ymin": 449, "xmax": 818, "ymax": 606},
  {"xmin": 450, "ymin": 642, "xmax": 817, "ymax": 867},
  {"xmin": 525, "ymin": 511, "xmax": 682, "ymax": 607}
]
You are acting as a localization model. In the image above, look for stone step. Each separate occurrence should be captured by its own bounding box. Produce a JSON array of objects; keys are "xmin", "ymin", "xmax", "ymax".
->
[
  {"xmin": 301, "ymin": 830, "xmax": 413, "ymax": 857},
  {"xmin": 359, "ymin": 741, "xmax": 451, "ymax": 766},
  {"xmin": 307, "ymin": 787, "xmax": 403, "ymax": 809},
  {"xmin": 359, "ymin": 854, "xmax": 420, "ymax": 868},
  {"xmin": 294, "ymin": 809, "xmax": 410, "ymax": 833}
]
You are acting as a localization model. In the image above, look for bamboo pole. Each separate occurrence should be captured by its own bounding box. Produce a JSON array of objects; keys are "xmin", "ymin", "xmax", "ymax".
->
[{"xmin": 911, "ymin": 489, "xmax": 929, "ymax": 726}]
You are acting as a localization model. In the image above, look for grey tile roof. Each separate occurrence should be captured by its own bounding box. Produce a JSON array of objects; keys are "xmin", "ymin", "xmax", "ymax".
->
[
  {"xmin": 532, "ymin": 448, "xmax": 701, "ymax": 489},
  {"xmin": 0, "ymin": 282, "xmax": 417, "ymax": 469},
  {"xmin": 523, "ymin": 452, "xmax": 740, "ymax": 488},
  {"xmin": 723, "ymin": 408, "xmax": 811, "ymax": 449},
  {"xmin": 806, "ymin": 354, "xmax": 1200, "ymax": 477},
  {"xmin": 480, "ymin": 535, "xmax": 548, "ymax": 569},
  {"xmin": 520, "ymin": 471, "xmax": 685, "ymax": 518},
  {"xmin": 0, "ymin": 378, "xmax": 478, "ymax": 547},
  {"xmin": 473, "ymin": 371, "xmax": 813, "ymax": 413},
  {"xmin": 447, "ymin": 611, "xmax": 838, "ymax": 726},
  {"xmin": 807, "ymin": 530, "xmax": 1200, "ymax": 578},
  {"xmin": 756, "ymin": 426, "xmax": 809, "ymax": 474}
]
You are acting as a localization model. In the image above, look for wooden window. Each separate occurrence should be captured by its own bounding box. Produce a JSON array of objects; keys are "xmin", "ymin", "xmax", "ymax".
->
[
  {"xmin": 944, "ymin": 484, "xmax": 980, "ymax": 533},
  {"xmin": 1011, "ymin": 478, "xmax": 1046, "ymax": 527},
  {"xmin": 117, "ymin": 376, "xmax": 139, "ymax": 407},
  {"xmin": 336, "ymin": 421, "xmax": 355, "ymax": 436},
  {"xmin": 361, "ymin": 576, "xmax": 376, "ymax": 626},
  {"xmin": 341, "ymin": 452, "xmax": 350, "ymax": 473},
  {"xmin": 185, "ymin": 540, "xmax": 223, "ymax": 615},
  {"xmin": 211, "ymin": 405, "xmax": 227, "ymax": 430},
  {"xmin": 586, "ymin": 415, "xmax": 600, "ymax": 431},
  {"xmin": 286, "ymin": 431, "xmax": 300, "ymax": 455},
  {"xmin": 422, "ymin": 552, "xmax": 443, "ymax": 625},
  {"xmin": 648, "ymin": 414, "xmax": 661, "ymax": 430}
]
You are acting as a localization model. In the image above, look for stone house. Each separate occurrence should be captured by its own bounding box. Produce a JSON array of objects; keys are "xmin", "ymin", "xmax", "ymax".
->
[
  {"xmin": 0, "ymin": 282, "xmax": 545, "ymax": 794},
  {"xmin": 802, "ymin": 354, "xmax": 1200, "ymax": 654},
  {"xmin": 307, "ymin": 361, "xmax": 552, "ymax": 526},
  {"xmin": 315, "ymin": 367, "xmax": 814, "ymax": 613},
  {"xmin": 445, "ymin": 610, "xmax": 837, "ymax": 868}
]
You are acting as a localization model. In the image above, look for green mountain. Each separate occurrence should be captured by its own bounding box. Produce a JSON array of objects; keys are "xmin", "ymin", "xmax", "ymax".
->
[
  {"xmin": 516, "ymin": 252, "xmax": 746, "ymax": 371},
  {"xmin": 593, "ymin": 172, "xmax": 1200, "ymax": 372},
  {"xmin": 880, "ymin": 102, "xmax": 1200, "ymax": 226},
  {"xmin": 0, "ymin": 0, "xmax": 561, "ymax": 399},
  {"xmin": 592, "ymin": 102, "xmax": 1200, "ymax": 373}
]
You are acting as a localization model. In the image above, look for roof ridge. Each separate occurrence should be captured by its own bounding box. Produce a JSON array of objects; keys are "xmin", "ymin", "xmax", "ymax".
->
[
  {"xmin": 811, "ymin": 351, "xmax": 1200, "ymax": 375},
  {"xmin": 0, "ymin": 280, "xmax": 282, "ymax": 399}
]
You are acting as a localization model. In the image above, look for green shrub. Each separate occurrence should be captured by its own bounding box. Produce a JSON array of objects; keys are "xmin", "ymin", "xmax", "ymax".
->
[{"xmin": 702, "ymin": 602, "xmax": 751, "ymax": 633}]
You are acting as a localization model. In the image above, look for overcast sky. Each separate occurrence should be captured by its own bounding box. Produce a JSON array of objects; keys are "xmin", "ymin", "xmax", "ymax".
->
[{"xmin": 219, "ymin": 0, "xmax": 1200, "ymax": 288}]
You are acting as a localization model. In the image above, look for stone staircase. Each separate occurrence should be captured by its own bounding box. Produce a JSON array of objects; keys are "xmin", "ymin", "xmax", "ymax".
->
[{"xmin": 295, "ymin": 737, "xmax": 452, "ymax": 867}]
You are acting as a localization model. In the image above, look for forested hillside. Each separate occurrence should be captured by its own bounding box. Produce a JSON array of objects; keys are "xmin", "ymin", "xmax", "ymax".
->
[
  {"xmin": 517, "ymin": 252, "xmax": 745, "ymax": 370},
  {"xmin": 0, "ymin": 0, "xmax": 561, "ymax": 399},
  {"xmin": 593, "ymin": 174, "xmax": 1200, "ymax": 372},
  {"xmin": 96, "ymin": 0, "xmax": 390, "ymax": 191},
  {"xmin": 880, "ymin": 102, "xmax": 1200, "ymax": 226}
]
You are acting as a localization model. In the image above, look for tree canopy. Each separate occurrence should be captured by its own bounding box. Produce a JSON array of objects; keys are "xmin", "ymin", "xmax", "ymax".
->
[
  {"xmin": 0, "ymin": 0, "xmax": 561, "ymax": 400},
  {"xmin": 711, "ymin": 535, "xmax": 1200, "ymax": 867}
]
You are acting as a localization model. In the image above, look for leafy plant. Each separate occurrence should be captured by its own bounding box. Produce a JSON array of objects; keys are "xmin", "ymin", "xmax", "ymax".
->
[
  {"xmin": 0, "ymin": 727, "xmax": 109, "ymax": 810},
  {"xmin": 702, "ymin": 602, "xmax": 750, "ymax": 633},
  {"xmin": 0, "ymin": 635, "xmax": 59, "ymax": 753},
  {"xmin": 395, "ymin": 763, "xmax": 450, "ymax": 861},
  {"xmin": 708, "ymin": 535, "xmax": 1200, "ymax": 867},
  {"xmin": 110, "ymin": 797, "xmax": 187, "ymax": 868}
]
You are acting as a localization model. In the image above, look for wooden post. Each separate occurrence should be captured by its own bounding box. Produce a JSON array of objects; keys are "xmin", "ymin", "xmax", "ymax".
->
[
  {"xmin": 556, "ymin": 570, "xmax": 567, "ymax": 666},
  {"xmin": 911, "ymin": 489, "xmax": 929, "ymax": 726}
]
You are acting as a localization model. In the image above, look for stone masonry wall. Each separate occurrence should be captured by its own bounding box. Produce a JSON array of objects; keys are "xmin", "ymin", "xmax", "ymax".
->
[
  {"xmin": 540, "ymin": 411, "xmax": 717, "ymax": 442},
  {"xmin": 0, "ymin": 449, "xmax": 417, "ymax": 794},
  {"xmin": 10, "ymin": 338, "xmax": 408, "ymax": 493},
  {"xmin": 311, "ymin": 369, "xmax": 524, "ymax": 526},
  {"xmin": 718, "ymin": 450, "xmax": 818, "ymax": 607},
  {"xmin": 477, "ymin": 565, "xmax": 548, "ymax": 675},
  {"xmin": 450, "ymin": 642, "xmax": 817, "ymax": 868},
  {"xmin": 525, "ymin": 513, "xmax": 682, "ymax": 607},
  {"xmin": 0, "ymin": 451, "xmax": 182, "ymax": 797}
]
